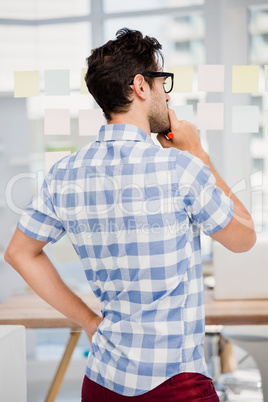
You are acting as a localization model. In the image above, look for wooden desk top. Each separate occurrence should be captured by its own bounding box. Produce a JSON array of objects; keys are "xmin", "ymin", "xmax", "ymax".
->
[
  {"xmin": 204, "ymin": 290, "xmax": 268, "ymax": 325},
  {"xmin": 0, "ymin": 290, "xmax": 268, "ymax": 328},
  {"xmin": 0, "ymin": 292, "xmax": 101, "ymax": 329}
]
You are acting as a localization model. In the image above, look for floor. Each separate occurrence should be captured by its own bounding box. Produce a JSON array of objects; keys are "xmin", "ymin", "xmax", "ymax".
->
[
  {"xmin": 28, "ymin": 379, "xmax": 83, "ymax": 402},
  {"xmin": 217, "ymin": 369, "xmax": 263, "ymax": 401}
]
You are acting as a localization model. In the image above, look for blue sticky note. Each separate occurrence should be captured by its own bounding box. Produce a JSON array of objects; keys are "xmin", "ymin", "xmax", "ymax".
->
[
  {"xmin": 232, "ymin": 106, "xmax": 259, "ymax": 133},
  {"xmin": 44, "ymin": 70, "xmax": 70, "ymax": 96},
  {"xmin": 172, "ymin": 105, "xmax": 194, "ymax": 123}
]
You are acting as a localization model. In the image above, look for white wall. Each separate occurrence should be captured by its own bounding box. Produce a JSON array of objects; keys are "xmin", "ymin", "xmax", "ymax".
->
[{"xmin": 0, "ymin": 326, "xmax": 27, "ymax": 402}]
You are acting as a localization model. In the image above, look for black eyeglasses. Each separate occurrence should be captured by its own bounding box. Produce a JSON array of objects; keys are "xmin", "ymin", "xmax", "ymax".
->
[{"xmin": 128, "ymin": 72, "xmax": 174, "ymax": 93}]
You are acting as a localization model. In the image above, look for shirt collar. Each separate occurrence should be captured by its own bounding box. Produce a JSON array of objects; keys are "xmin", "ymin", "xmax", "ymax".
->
[{"xmin": 96, "ymin": 124, "xmax": 154, "ymax": 145}]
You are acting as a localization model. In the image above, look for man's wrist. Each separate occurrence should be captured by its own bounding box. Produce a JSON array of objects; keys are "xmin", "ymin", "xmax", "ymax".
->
[
  {"xmin": 185, "ymin": 145, "xmax": 209, "ymax": 164},
  {"xmin": 195, "ymin": 149, "xmax": 210, "ymax": 165},
  {"xmin": 82, "ymin": 310, "xmax": 102, "ymax": 337}
]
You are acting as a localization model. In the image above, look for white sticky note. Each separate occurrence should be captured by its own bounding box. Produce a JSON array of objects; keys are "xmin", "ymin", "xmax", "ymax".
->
[
  {"xmin": 265, "ymin": 110, "xmax": 268, "ymax": 136},
  {"xmin": 81, "ymin": 67, "xmax": 89, "ymax": 94},
  {"xmin": 198, "ymin": 65, "xmax": 225, "ymax": 92},
  {"xmin": 79, "ymin": 109, "xmax": 106, "ymax": 136},
  {"xmin": 44, "ymin": 109, "xmax": 70, "ymax": 135},
  {"xmin": 265, "ymin": 66, "xmax": 268, "ymax": 92},
  {"xmin": 197, "ymin": 103, "xmax": 224, "ymax": 130},
  {"xmin": 44, "ymin": 70, "xmax": 70, "ymax": 96},
  {"xmin": 232, "ymin": 66, "xmax": 259, "ymax": 93},
  {"xmin": 45, "ymin": 151, "xmax": 71, "ymax": 174},
  {"xmin": 232, "ymin": 106, "xmax": 259, "ymax": 133},
  {"xmin": 168, "ymin": 66, "xmax": 193, "ymax": 93},
  {"xmin": 172, "ymin": 105, "xmax": 194, "ymax": 123},
  {"xmin": 14, "ymin": 71, "xmax": 40, "ymax": 98}
]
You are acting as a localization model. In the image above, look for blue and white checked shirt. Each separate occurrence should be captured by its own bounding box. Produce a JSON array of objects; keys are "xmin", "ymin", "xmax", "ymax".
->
[{"xmin": 18, "ymin": 124, "xmax": 234, "ymax": 396}]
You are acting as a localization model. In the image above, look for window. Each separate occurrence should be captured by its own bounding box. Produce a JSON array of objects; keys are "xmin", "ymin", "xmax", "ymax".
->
[
  {"xmin": 103, "ymin": 0, "xmax": 203, "ymax": 13},
  {"xmin": 248, "ymin": 6, "xmax": 268, "ymax": 232},
  {"xmin": 0, "ymin": 0, "xmax": 90, "ymax": 19}
]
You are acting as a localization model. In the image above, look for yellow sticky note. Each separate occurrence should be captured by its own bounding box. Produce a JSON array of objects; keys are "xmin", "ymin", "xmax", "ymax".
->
[
  {"xmin": 167, "ymin": 66, "xmax": 193, "ymax": 93},
  {"xmin": 232, "ymin": 65, "xmax": 259, "ymax": 93},
  {"xmin": 265, "ymin": 110, "xmax": 268, "ymax": 137},
  {"xmin": 265, "ymin": 65, "xmax": 268, "ymax": 92},
  {"xmin": 81, "ymin": 67, "xmax": 89, "ymax": 94},
  {"xmin": 14, "ymin": 71, "xmax": 40, "ymax": 98}
]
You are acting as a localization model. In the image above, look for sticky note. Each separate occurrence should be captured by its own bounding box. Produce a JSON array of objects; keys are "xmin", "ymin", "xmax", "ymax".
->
[
  {"xmin": 44, "ymin": 70, "xmax": 70, "ymax": 96},
  {"xmin": 232, "ymin": 106, "xmax": 259, "ymax": 133},
  {"xmin": 45, "ymin": 151, "xmax": 71, "ymax": 174},
  {"xmin": 197, "ymin": 103, "xmax": 224, "ymax": 130},
  {"xmin": 265, "ymin": 66, "xmax": 268, "ymax": 92},
  {"xmin": 44, "ymin": 109, "xmax": 70, "ymax": 135},
  {"xmin": 14, "ymin": 71, "xmax": 40, "ymax": 98},
  {"xmin": 197, "ymin": 65, "xmax": 225, "ymax": 92},
  {"xmin": 172, "ymin": 105, "xmax": 194, "ymax": 123},
  {"xmin": 232, "ymin": 66, "xmax": 259, "ymax": 93},
  {"xmin": 167, "ymin": 66, "xmax": 193, "ymax": 93},
  {"xmin": 79, "ymin": 109, "xmax": 106, "ymax": 136},
  {"xmin": 265, "ymin": 110, "xmax": 268, "ymax": 136},
  {"xmin": 81, "ymin": 68, "xmax": 89, "ymax": 94}
]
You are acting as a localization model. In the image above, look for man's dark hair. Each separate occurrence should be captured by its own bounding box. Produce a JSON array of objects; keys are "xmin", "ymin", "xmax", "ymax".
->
[{"xmin": 85, "ymin": 28, "xmax": 164, "ymax": 121}]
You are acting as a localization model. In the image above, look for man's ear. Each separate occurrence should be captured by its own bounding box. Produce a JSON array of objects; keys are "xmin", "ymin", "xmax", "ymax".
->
[{"xmin": 132, "ymin": 74, "xmax": 148, "ymax": 99}]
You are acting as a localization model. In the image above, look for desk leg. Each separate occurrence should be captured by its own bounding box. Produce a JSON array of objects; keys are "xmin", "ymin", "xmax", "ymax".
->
[{"xmin": 45, "ymin": 330, "xmax": 81, "ymax": 402}]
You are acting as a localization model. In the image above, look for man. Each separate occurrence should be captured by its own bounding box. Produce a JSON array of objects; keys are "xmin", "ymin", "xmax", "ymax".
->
[{"xmin": 5, "ymin": 28, "xmax": 256, "ymax": 401}]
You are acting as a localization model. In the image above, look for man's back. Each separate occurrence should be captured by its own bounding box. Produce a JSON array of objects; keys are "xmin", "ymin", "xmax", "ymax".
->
[{"xmin": 18, "ymin": 123, "xmax": 233, "ymax": 395}]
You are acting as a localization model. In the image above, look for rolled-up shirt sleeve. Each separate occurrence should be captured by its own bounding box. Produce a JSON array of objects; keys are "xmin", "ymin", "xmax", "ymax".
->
[
  {"xmin": 17, "ymin": 177, "xmax": 66, "ymax": 244},
  {"xmin": 176, "ymin": 151, "xmax": 234, "ymax": 236}
]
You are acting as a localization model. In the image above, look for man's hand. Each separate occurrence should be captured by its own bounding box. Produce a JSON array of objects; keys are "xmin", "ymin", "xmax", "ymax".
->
[
  {"xmin": 5, "ymin": 228, "xmax": 102, "ymax": 336},
  {"xmin": 156, "ymin": 108, "xmax": 256, "ymax": 253},
  {"xmin": 157, "ymin": 109, "xmax": 205, "ymax": 158},
  {"xmin": 84, "ymin": 314, "xmax": 102, "ymax": 339}
]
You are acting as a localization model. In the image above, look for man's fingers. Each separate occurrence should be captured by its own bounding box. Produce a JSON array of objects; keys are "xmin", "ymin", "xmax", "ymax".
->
[
  {"xmin": 168, "ymin": 108, "xmax": 176, "ymax": 119},
  {"xmin": 168, "ymin": 108, "xmax": 178, "ymax": 129},
  {"xmin": 156, "ymin": 132, "xmax": 173, "ymax": 148},
  {"xmin": 157, "ymin": 108, "xmax": 181, "ymax": 148}
]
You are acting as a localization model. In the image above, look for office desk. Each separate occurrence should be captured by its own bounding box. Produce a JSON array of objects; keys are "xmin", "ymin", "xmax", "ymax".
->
[
  {"xmin": 1, "ymin": 290, "xmax": 268, "ymax": 401},
  {"xmin": 0, "ymin": 292, "xmax": 101, "ymax": 402},
  {"xmin": 204, "ymin": 290, "xmax": 268, "ymax": 325},
  {"xmin": 0, "ymin": 292, "xmax": 101, "ymax": 329}
]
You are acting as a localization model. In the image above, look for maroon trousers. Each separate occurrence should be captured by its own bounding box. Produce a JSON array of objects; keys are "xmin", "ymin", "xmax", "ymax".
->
[{"xmin": 81, "ymin": 372, "xmax": 220, "ymax": 401}]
